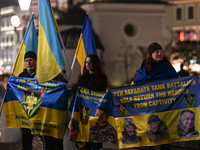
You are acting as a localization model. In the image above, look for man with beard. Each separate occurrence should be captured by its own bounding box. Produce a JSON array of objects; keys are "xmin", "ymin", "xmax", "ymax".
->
[
  {"xmin": 121, "ymin": 118, "xmax": 142, "ymax": 144},
  {"xmin": 5, "ymin": 51, "xmax": 68, "ymax": 150},
  {"xmin": 177, "ymin": 110, "xmax": 199, "ymax": 138}
]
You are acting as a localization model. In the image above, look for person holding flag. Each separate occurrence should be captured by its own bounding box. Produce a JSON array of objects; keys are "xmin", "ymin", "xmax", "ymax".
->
[
  {"xmin": 5, "ymin": 50, "xmax": 68, "ymax": 150},
  {"xmin": 69, "ymin": 13, "xmax": 108, "ymax": 150},
  {"xmin": 72, "ymin": 54, "xmax": 108, "ymax": 150},
  {"xmin": 4, "ymin": 14, "xmax": 39, "ymax": 150},
  {"xmin": 5, "ymin": 0, "xmax": 69, "ymax": 148},
  {"xmin": 131, "ymin": 42, "xmax": 179, "ymax": 150}
]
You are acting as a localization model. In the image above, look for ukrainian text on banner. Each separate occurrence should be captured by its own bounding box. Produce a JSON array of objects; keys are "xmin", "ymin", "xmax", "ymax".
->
[
  {"xmin": 4, "ymin": 76, "xmax": 68, "ymax": 139},
  {"xmin": 109, "ymin": 76, "xmax": 200, "ymax": 149},
  {"xmin": 69, "ymin": 86, "xmax": 118, "ymax": 145}
]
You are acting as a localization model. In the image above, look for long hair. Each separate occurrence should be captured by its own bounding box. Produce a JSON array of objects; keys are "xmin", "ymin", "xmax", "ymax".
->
[
  {"xmin": 76, "ymin": 54, "xmax": 107, "ymax": 89},
  {"xmin": 145, "ymin": 56, "xmax": 169, "ymax": 73},
  {"xmin": 82, "ymin": 54, "xmax": 105, "ymax": 75}
]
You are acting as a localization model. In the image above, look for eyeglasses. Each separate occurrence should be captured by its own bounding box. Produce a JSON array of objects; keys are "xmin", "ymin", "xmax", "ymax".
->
[{"xmin": 153, "ymin": 50, "xmax": 163, "ymax": 54}]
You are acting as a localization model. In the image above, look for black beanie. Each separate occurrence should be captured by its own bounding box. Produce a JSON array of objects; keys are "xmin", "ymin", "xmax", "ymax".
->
[
  {"xmin": 148, "ymin": 42, "xmax": 162, "ymax": 56},
  {"xmin": 147, "ymin": 115, "xmax": 161, "ymax": 124},
  {"xmin": 24, "ymin": 51, "xmax": 37, "ymax": 60}
]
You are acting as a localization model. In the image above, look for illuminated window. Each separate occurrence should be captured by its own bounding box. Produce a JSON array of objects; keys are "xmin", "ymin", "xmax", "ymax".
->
[
  {"xmin": 179, "ymin": 31, "xmax": 184, "ymax": 42},
  {"xmin": 186, "ymin": 30, "xmax": 197, "ymax": 41}
]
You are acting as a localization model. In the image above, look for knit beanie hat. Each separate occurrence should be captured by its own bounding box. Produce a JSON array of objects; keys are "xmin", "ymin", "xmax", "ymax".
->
[
  {"xmin": 24, "ymin": 51, "xmax": 37, "ymax": 60},
  {"xmin": 123, "ymin": 118, "xmax": 136, "ymax": 129},
  {"xmin": 147, "ymin": 115, "xmax": 161, "ymax": 124},
  {"xmin": 148, "ymin": 42, "xmax": 162, "ymax": 56}
]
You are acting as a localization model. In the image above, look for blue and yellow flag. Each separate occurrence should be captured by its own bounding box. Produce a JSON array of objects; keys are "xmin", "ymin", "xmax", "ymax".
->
[
  {"xmin": 69, "ymin": 76, "xmax": 200, "ymax": 148},
  {"xmin": 69, "ymin": 86, "xmax": 117, "ymax": 144},
  {"xmin": 110, "ymin": 76, "xmax": 200, "ymax": 149},
  {"xmin": 37, "ymin": 0, "xmax": 66, "ymax": 84},
  {"xmin": 4, "ymin": 76, "xmax": 68, "ymax": 139},
  {"xmin": 72, "ymin": 14, "xmax": 97, "ymax": 73},
  {"xmin": 11, "ymin": 14, "xmax": 38, "ymax": 76}
]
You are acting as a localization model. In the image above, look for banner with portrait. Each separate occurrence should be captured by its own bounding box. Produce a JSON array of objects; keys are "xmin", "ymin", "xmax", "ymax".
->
[
  {"xmin": 4, "ymin": 76, "xmax": 68, "ymax": 139},
  {"xmin": 109, "ymin": 76, "xmax": 200, "ymax": 149},
  {"xmin": 69, "ymin": 86, "xmax": 118, "ymax": 145}
]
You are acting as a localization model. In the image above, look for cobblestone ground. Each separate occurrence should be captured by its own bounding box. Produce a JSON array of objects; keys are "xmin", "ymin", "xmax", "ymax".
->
[{"xmin": 0, "ymin": 135, "xmax": 43, "ymax": 150}]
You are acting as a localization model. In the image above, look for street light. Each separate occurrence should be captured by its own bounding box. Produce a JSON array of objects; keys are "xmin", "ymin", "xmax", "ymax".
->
[
  {"xmin": 10, "ymin": 15, "xmax": 21, "ymax": 27},
  {"xmin": 18, "ymin": 0, "xmax": 31, "ymax": 11}
]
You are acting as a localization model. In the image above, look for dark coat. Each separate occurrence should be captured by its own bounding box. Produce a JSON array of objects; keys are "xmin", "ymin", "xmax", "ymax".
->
[
  {"xmin": 19, "ymin": 69, "xmax": 67, "ymax": 83},
  {"xmin": 89, "ymin": 122, "xmax": 118, "ymax": 144},
  {"xmin": 147, "ymin": 121, "xmax": 169, "ymax": 142},
  {"xmin": 121, "ymin": 130, "xmax": 142, "ymax": 144},
  {"xmin": 177, "ymin": 121, "xmax": 199, "ymax": 138}
]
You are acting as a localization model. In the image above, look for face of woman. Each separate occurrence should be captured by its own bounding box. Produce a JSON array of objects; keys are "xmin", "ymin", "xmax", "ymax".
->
[
  {"xmin": 85, "ymin": 57, "xmax": 93, "ymax": 72},
  {"xmin": 151, "ymin": 49, "xmax": 163, "ymax": 62},
  {"xmin": 126, "ymin": 125, "xmax": 134, "ymax": 136}
]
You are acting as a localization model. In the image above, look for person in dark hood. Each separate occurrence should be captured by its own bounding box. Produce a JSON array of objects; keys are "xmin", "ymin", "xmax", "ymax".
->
[
  {"xmin": 121, "ymin": 118, "xmax": 142, "ymax": 144},
  {"xmin": 147, "ymin": 115, "xmax": 169, "ymax": 143},
  {"xmin": 177, "ymin": 110, "xmax": 199, "ymax": 138}
]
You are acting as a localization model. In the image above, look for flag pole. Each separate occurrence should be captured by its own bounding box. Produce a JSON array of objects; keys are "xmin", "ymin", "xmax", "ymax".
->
[
  {"xmin": 57, "ymin": 31, "xmax": 75, "ymax": 82},
  {"xmin": 0, "ymin": 98, "xmax": 4, "ymax": 116},
  {"xmin": 69, "ymin": 53, "xmax": 77, "ymax": 81}
]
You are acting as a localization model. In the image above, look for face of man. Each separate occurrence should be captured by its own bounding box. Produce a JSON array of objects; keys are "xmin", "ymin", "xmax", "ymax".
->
[
  {"xmin": 95, "ymin": 109, "xmax": 108, "ymax": 126},
  {"xmin": 151, "ymin": 49, "xmax": 163, "ymax": 62},
  {"xmin": 126, "ymin": 125, "xmax": 134, "ymax": 136},
  {"xmin": 149, "ymin": 121, "xmax": 160, "ymax": 133},
  {"xmin": 25, "ymin": 58, "xmax": 36, "ymax": 74},
  {"xmin": 180, "ymin": 112, "xmax": 195, "ymax": 128}
]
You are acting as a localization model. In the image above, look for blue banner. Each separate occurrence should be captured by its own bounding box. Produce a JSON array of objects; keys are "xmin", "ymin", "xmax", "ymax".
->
[
  {"xmin": 69, "ymin": 86, "xmax": 118, "ymax": 144},
  {"xmin": 4, "ymin": 76, "xmax": 68, "ymax": 139},
  {"xmin": 109, "ymin": 76, "xmax": 200, "ymax": 148}
]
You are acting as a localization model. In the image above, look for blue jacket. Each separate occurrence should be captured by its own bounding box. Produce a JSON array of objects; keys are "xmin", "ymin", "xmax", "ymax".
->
[{"xmin": 133, "ymin": 59, "xmax": 179, "ymax": 84}]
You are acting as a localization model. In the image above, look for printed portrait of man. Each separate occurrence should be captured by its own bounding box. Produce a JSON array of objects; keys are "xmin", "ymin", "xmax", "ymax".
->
[
  {"xmin": 121, "ymin": 118, "xmax": 142, "ymax": 144},
  {"xmin": 147, "ymin": 115, "xmax": 169, "ymax": 142},
  {"xmin": 89, "ymin": 106, "xmax": 118, "ymax": 144},
  {"xmin": 69, "ymin": 118, "xmax": 79, "ymax": 141},
  {"xmin": 177, "ymin": 109, "xmax": 199, "ymax": 138}
]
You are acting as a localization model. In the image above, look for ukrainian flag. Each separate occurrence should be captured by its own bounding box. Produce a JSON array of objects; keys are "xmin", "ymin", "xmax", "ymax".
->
[
  {"xmin": 72, "ymin": 14, "xmax": 97, "ymax": 73},
  {"xmin": 4, "ymin": 76, "xmax": 68, "ymax": 139},
  {"xmin": 37, "ymin": 0, "xmax": 66, "ymax": 84},
  {"xmin": 11, "ymin": 14, "xmax": 37, "ymax": 76}
]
